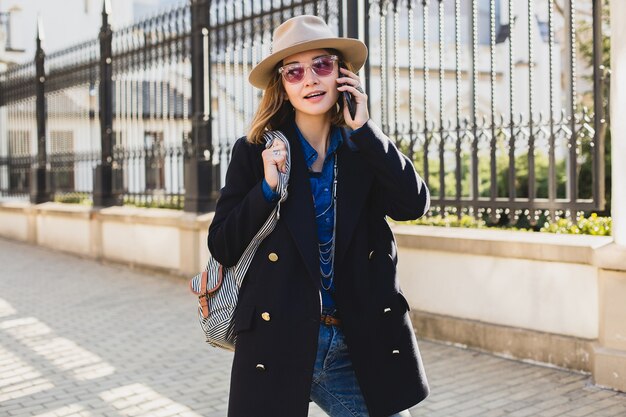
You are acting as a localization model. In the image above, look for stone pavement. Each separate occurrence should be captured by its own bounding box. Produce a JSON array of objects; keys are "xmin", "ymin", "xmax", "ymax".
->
[{"xmin": 0, "ymin": 237, "xmax": 625, "ymax": 417}]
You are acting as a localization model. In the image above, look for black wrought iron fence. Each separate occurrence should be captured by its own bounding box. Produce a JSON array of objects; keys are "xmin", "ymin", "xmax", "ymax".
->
[
  {"xmin": 0, "ymin": 0, "xmax": 609, "ymax": 221},
  {"xmin": 0, "ymin": 88, "xmax": 36, "ymax": 199},
  {"xmin": 108, "ymin": 2, "xmax": 192, "ymax": 208},
  {"xmin": 364, "ymin": 0, "xmax": 608, "ymax": 224},
  {"xmin": 0, "ymin": 155, "xmax": 33, "ymax": 199}
]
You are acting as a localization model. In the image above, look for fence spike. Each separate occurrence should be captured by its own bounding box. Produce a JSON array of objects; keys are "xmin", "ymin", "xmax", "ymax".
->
[
  {"xmin": 36, "ymin": 15, "xmax": 45, "ymax": 42},
  {"xmin": 102, "ymin": 0, "xmax": 112, "ymax": 17}
]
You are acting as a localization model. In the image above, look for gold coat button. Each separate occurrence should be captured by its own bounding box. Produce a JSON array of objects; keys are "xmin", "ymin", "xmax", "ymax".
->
[
  {"xmin": 261, "ymin": 312, "xmax": 271, "ymax": 321},
  {"xmin": 256, "ymin": 363, "xmax": 266, "ymax": 371},
  {"xmin": 268, "ymin": 252, "xmax": 279, "ymax": 262}
]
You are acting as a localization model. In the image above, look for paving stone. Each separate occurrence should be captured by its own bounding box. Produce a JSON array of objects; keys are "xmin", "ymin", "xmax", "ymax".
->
[
  {"xmin": 594, "ymin": 403, "xmax": 626, "ymax": 417},
  {"xmin": 1, "ymin": 238, "xmax": 625, "ymax": 417},
  {"xmin": 479, "ymin": 409, "xmax": 509, "ymax": 417},
  {"xmin": 507, "ymin": 407, "xmax": 544, "ymax": 417}
]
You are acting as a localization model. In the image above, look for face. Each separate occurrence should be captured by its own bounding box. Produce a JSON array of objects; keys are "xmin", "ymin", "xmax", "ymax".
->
[{"xmin": 280, "ymin": 49, "xmax": 340, "ymax": 117}]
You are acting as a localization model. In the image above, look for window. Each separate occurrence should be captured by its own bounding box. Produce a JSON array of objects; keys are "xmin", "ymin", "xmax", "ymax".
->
[
  {"xmin": 51, "ymin": 130, "xmax": 74, "ymax": 154},
  {"xmin": 50, "ymin": 130, "xmax": 75, "ymax": 191},
  {"xmin": 7, "ymin": 130, "xmax": 31, "ymax": 193},
  {"xmin": 144, "ymin": 131, "xmax": 165, "ymax": 191}
]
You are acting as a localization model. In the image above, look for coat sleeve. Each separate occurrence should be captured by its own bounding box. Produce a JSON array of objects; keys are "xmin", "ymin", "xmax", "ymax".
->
[
  {"xmin": 207, "ymin": 137, "xmax": 278, "ymax": 267},
  {"xmin": 349, "ymin": 120, "xmax": 430, "ymax": 221}
]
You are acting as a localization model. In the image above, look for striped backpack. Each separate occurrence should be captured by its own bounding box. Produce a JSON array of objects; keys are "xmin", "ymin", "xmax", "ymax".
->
[{"xmin": 189, "ymin": 131, "xmax": 291, "ymax": 350}]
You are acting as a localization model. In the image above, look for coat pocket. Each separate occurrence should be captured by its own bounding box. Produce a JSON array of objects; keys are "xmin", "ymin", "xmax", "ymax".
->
[
  {"xmin": 397, "ymin": 292, "xmax": 411, "ymax": 313},
  {"xmin": 379, "ymin": 292, "xmax": 411, "ymax": 318}
]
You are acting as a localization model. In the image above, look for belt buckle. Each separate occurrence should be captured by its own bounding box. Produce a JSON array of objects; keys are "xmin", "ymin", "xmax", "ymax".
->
[{"xmin": 321, "ymin": 311, "xmax": 340, "ymax": 326}]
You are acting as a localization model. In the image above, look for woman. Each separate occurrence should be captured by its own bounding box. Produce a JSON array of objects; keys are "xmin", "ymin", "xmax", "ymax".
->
[{"xmin": 208, "ymin": 15, "xmax": 430, "ymax": 417}]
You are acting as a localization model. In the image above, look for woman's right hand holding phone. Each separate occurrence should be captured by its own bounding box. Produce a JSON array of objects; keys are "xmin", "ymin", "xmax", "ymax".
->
[
  {"xmin": 262, "ymin": 139, "xmax": 287, "ymax": 191},
  {"xmin": 336, "ymin": 66, "xmax": 370, "ymax": 130}
]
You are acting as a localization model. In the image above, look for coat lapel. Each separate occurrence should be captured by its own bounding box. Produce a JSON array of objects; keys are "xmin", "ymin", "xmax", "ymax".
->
[
  {"xmin": 277, "ymin": 121, "xmax": 373, "ymax": 286},
  {"xmin": 335, "ymin": 128, "xmax": 374, "ymax": 264},
  {"xmin": 279, "ymin": 120, "xmax": 320, "ymax": 287}
]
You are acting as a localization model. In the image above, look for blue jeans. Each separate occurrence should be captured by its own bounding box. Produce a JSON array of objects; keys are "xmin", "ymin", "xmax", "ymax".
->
[{"xmin": 310, "ymin": 314, "xmax": 411, "ymax": 417}]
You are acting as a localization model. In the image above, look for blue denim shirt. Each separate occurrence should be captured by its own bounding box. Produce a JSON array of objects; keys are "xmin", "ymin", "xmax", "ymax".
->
[{"xmin": 261, "ymin": 126, "xmax": 343, "ymax": 308}]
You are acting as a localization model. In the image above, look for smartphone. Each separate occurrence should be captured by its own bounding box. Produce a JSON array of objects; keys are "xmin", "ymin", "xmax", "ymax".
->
[{"xmin": 339, "ymin": 62, "xmax": 357, "ymax": 120}]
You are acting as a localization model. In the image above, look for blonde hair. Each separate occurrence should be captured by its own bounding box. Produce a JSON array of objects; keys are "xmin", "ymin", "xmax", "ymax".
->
[{"xmin": 247, "ymin": 49, "xmax": 355, "ymax": 144}]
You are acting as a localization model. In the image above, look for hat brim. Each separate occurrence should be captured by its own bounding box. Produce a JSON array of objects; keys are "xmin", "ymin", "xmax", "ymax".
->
[{"xmin": 248, "ymin": 37, "xmax": 368, "ymax": 90}]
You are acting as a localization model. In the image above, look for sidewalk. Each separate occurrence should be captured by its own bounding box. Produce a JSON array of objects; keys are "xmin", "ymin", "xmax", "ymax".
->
[{"xmin": 0, "ymin": 237, "xmax": 624, "ymax": 417}]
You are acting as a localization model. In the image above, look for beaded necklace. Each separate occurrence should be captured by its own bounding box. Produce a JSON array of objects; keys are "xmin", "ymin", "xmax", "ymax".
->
[{"xmin": 319, "ymin": 153, "xmax": 338, "ymax": 290}]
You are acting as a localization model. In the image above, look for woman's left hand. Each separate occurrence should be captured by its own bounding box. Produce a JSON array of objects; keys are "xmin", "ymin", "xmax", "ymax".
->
[{"xmin": 337, "ymin": 67, "xmax": 369, "ymax": 130}]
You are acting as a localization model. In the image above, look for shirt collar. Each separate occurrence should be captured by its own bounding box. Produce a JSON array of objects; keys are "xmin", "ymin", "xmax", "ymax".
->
[{"xmin": 294, "ymin": 124, "xmax": 343, "ymax": 169}]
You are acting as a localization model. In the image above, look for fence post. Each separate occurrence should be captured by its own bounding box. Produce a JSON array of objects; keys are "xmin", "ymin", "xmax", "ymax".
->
[
  {"xmin": 345, "ymin": 0, "xmax": 359, "ymax": 39},
  {"xmin": 611, "ymin": 0, "xmax": 626, "ymax": 245},
  {"xmin": 184, "ymin": 0, "xmax": 217, "ymax": 213},
  {"xmin": 30, "ymin": 17, "xmax": 51, "ymax": 204},
  {"xmin": 592, "ymin": 0, "xmax": 606, "ymax": 211},
  {"xmin": 345, "ymin": 0, "xmax": 371, "ymax": 119},
  {"xmin": 93, "ymin": 0, "xmax": 119, "ymax": 207}
]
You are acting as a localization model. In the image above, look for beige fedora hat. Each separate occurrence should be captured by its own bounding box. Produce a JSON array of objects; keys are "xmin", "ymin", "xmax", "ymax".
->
[{"xmin": 248, "ymin": 15, "xmax": 368, "ymax": 90}]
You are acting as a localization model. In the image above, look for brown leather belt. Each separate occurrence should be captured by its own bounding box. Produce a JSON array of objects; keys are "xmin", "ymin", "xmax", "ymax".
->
[{"xmin": 320, "ymin": 313, "xmax": 342, "ymax": 327}]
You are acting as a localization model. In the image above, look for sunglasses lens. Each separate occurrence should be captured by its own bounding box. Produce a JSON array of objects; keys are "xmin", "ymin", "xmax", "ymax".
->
[
  {"xmin": 312, "ymin": 57, "xmax": 334, "ymax": 76},
  {"xmin": 280, "ymin": 56, "xmax": 336, "ymax": 83},
  {"xmin": 284, "ymin": 65, "xmax": 304, "ymax": 83}
]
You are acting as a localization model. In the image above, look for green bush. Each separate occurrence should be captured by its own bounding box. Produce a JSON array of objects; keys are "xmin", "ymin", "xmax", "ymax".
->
[
  {"xmin": 53, "ymin": 193, "xmax": 183, "ymax": 210},
  {"xmin": 410, "ymin": 214, "xmax": 486, "ymax": 229},
  {"xmin": 122, "ymin": 195, "xmax": 184, "ymax": 210},
  {"xmin": 53, "ymin": 193, "xmax": 92, "ymax": 205},
  {"xmin": 539, "ymin": 213, "xmax": 611, "ymax": 236},
  {"xmin": 394, "ymin": 212, "xmax": 611, "ymax": 236}
]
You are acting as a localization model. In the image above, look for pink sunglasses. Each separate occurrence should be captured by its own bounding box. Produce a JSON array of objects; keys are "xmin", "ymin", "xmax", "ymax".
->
[{"xmin": 278, "ymin": 55, "xmax": 339, "ymax": 84}]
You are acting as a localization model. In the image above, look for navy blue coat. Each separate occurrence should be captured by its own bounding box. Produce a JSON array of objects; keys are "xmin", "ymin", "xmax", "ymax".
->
[{"xmin": 208, "ymin": 116, "xmax": 430, "ymax": 417}]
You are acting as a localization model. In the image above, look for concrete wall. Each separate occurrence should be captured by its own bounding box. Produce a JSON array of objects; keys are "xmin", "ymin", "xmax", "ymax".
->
[
  {"xmin": 0, "ymin": 202, "xmax": 32, "ymax": 241},
  {"xmin": 391, "ymin": 225, "xmax": 614, "ymax": 375},
  {"xmin": 1, "ymin": 202, "xmax": 625, "ymax": 392},
  {"xmin": 0, "ymin": 202, "xmax": 213, "ymax": 278},
  {"xmin": 393, "ymin": 225, "xmax": 610, "ymax": 339},
  {"xmin": 589, "ymin": 0, "xmax": 626, "ymax": 393}
]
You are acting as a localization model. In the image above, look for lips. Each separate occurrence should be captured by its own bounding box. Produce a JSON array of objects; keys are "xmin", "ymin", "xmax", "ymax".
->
[{"xmin": 304, "ymin": 91, "xmax": 326, "ymax": 99}]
